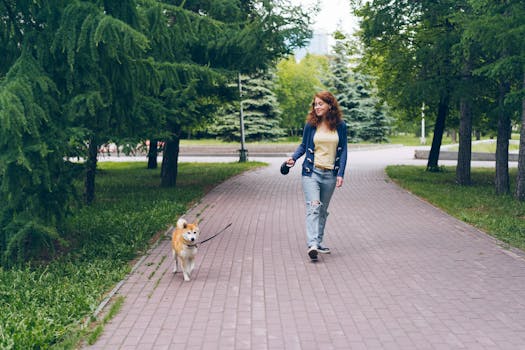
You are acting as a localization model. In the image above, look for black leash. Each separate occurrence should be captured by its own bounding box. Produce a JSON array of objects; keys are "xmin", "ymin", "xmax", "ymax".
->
[{"xmin": 199, "ymin": 222, "xmax": 232, "ymax": 245}]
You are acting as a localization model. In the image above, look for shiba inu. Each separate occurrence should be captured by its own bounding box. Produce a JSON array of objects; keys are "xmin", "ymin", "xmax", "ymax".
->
[{"xmin": 171, "ymin": 218, "xmax": 200, "ymax": 281}]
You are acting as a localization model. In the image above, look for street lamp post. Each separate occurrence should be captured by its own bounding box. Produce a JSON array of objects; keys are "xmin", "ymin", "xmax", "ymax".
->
[
  {"xmin": 238, "ymin": 72, "xmax": 247, "ymax": 162},
  {"xmin": 420, "ymin": 102, "xmax": 426, "ymax": 145}
]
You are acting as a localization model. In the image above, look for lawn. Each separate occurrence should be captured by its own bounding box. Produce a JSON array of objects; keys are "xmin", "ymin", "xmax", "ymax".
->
[
  {"xmin": 388, "ymin": 133, "xmax": 520, "ymax": 147},
  {"xmin": 0, "ymin": 161, "xmax": 264, "ymax": 349},
  {"xmin": 388, "ymin": 133, "xmax": 456, "ymax": 146},
  {"xmin": 447, "ymin": 141, "xmax": 519, "ymax": 153},
  {"xmin": 386, "ymin": 165, "xmax": 525, "ymax": 251}
]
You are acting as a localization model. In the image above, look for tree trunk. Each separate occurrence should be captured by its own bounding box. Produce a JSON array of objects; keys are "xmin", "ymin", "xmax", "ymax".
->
[
  {"xmin": 495, "ymin": 82, "xmax": 510, "ymax": 195},
  {"xmin": 147, "ymin": 139, "xmax": 158, "ymax": 169},
  {"xmin": 456, "ymin": 97, "xmax": 472, "ymax": 185},
  {"xmin": 475, "ymin": 130, "xmax": 481, "ymax": 140},
  {"xmin": 450, "ymin": 129, "xmax": 457, "ymax": 143},
  {"xmin": 161, "ymin": 137, "xmax": 180, "ymax": 187},
  {"xmin": 456, "ymin": 57, "xmax": 473, "ymax": 185},
  {"xmin": 516, "ymin": 72, "xmax": 525, "ymax": 200},
  {"xmin": 426, "ymin": 96, "xmax": 448, "ymax": 172},
  {"xmin": 85, "ymin": 135, "xmax": 98, "ymax": 204}
]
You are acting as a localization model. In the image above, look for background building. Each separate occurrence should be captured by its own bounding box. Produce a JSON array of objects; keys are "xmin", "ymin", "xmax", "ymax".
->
[{"xmin": 294, "ymin": 31, "xmax": 331, "ymax": 60}]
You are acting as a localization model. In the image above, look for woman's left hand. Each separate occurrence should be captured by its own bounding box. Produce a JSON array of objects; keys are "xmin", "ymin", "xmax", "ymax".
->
[{"xmin": 336, "ymin": 176, "xmax": 343, "ymax": 188}]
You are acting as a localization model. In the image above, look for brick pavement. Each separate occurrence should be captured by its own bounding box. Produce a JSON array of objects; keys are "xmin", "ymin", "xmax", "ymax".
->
[{"xmin": 87, "ymin": 148, "xmax": 525, "ymax": 350}]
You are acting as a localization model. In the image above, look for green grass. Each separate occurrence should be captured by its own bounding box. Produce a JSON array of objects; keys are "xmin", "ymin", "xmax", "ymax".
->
[
  {"xmin": 0, "ymin": 161, "xmax": 264, "ymax": 350},
  {"xmin": 447, "ymin": 142, "xmax": 519, "ymax": 153},
  {"xmin": 387, "ymin": 133, "xmax": 456, "ymax": 146},
  {"xmin": 386, "ymin": 165, "xmax": 525, "ymax": 251},
  {"xmin": 87, "ymin": 296, "xmax": 125, "ymax": 345},
  {"xmin": 388, "ymin": 133, "xmax": 521, "ymax": 147}
]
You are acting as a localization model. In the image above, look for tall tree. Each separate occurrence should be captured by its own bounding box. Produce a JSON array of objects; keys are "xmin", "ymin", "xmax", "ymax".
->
[
  {"xmin": 463, "ymin": 0, "xmax": 524, "ymax": 196},
  {"xmin": 53, "ymin": 0, "xmax": 150, "ymax": 202},
  {"xmin": 325, "ymin": 31, "xmax": 393, "ymax": 143},
  {"xmin": 452, "ymin": 3, "xmax": 476, "ymax": 186},
  {"xmin": 518, "ymin": 73, "xmax": 525, "ymax": 200},
  {"xmin": 356, "ymin": 0, "xmax": 462, "ymax": 171},
  {"xmin": 324, "ymin": 31, "xmax": 362, "ymax": 142},
  {"xmin": 326, "ymin": 32, "xmax": 357, "ymax": 116}
]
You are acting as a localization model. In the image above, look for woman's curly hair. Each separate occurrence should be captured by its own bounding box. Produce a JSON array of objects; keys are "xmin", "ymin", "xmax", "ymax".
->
[{"xmin": 306, "ymin": 91, "xmax": 343, "ymax": 130}]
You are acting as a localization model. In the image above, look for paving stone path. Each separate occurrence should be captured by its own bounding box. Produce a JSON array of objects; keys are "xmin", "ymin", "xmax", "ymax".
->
[{"xmin": 88, "ymin": 147, "xmax": 525, "ymax": 350}]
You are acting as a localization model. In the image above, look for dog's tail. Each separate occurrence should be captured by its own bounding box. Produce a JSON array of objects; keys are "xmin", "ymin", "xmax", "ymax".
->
[
  {"xmin": 176, "ymin": 218, "xmax": 187, "ymax": 229},
  {"xmin": 165, "ymin": 225, "xmax": 175, "ymax": 237}
]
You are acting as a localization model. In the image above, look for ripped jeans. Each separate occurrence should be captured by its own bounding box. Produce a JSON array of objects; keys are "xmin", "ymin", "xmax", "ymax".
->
[{"xmin": 302, "ymin": 168, "xmax": 337, "ymax": 248}]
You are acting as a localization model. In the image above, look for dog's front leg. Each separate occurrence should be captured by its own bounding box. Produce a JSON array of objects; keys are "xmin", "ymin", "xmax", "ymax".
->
[
  {"xmin": 188, "ymin": 257, "xmax": 195, "ymax": 275},
  {"xmin": 172, "ymin": 249, "xmax": 178, "ymax": 273},
  {"xmin": 183, "ymin": 271, "xmax": 190, "ymax": 281},
  {"xmin": 182, "ymin": 260, "xmax": 191, "ymax": 281}
]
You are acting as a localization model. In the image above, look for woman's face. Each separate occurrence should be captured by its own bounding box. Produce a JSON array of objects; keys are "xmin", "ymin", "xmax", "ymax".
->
[{"xmin": 313, "ymin": 97, "xmax": 330, "ymax": 118}]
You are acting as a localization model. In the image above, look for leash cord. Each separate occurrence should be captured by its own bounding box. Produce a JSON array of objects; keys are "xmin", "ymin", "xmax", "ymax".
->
[{"xmin": 199, "ymin": 222, "xmax": 232, "ymax": 245}]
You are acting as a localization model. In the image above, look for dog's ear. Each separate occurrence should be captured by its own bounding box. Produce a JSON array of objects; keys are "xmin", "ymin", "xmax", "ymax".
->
[{"xmin": 194, "ymin": 218, "xmax": 199, "ymax": 225}]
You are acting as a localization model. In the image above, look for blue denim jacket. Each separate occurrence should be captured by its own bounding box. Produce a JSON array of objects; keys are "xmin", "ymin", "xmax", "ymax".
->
[{"xmin": 291, "ymin": 121, "xmax": 348, "ymax": 178}]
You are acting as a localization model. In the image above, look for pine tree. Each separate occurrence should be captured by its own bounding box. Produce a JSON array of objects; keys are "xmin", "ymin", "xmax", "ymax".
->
[
  {"xmin": 211, "ymin": 71, "xmax": 285, "ymax": 142},
  {"xmin": 0, "ymin": 1, "xmax": 79, "ymax": 264},
  {"xmin": 326, "ymin": 31, "xmax": 392, "ymax": 143},
  {"xmin": 351, "ymin": 72, "xmax": 393, "ymax": 143}
]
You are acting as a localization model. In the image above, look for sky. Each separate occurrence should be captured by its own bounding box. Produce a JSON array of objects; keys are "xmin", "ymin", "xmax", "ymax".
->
[{"xmin": 290, "ymin": 0, "xmax": 360, "ymax": 35}]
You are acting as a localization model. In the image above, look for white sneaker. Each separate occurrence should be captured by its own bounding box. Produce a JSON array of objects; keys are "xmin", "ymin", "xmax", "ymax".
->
[
  {"xmin": 318, "ymin": 246, "xmax": 331, "ymax": 254},
  {"xmin": 308, "ymin": 245, "xmax": 318, "ymax": 260}
]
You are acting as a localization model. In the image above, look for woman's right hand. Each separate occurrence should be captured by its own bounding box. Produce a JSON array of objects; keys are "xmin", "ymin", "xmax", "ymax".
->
[{"xmin": 286, "ymin": 158, "xmax": 295, "ymax": 166}]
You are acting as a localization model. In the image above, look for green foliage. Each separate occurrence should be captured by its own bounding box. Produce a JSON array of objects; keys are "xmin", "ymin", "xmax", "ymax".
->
[
  {"xmin": 0, "ymin": 53, "xmax": 77, "ymax": 265},
  {"xmin": 464, "ymin": 0, "xmax": 524, "ymax": 79},
  {"xmin": 274, "ymin": 54, "xmax": 329, "ymax": 136},
  {"xmin": 386, "ymin": 165, "xmax": 525, "ymax": 250},
  {"xmin": 53, "ymin": 2, "xmax": 148, "ymax": 71}
]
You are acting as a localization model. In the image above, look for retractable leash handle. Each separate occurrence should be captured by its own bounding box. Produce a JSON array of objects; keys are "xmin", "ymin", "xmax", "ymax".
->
[
  {"xmin": 280, "ymin": 161, "xmax": 293, "ymax": 175},
  {"xmin": 199, "ymin": 222, "xmax": 232, "ymax": 245}
]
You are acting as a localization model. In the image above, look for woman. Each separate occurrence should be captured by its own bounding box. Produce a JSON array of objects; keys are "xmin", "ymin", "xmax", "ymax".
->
[{"xmin": 286, "ymin": 91, "xmax": 348, "ymax": 261}]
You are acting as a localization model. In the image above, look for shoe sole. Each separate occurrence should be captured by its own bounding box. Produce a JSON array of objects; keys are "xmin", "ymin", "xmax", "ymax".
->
[
  {"xmin": 318, "ymin": 249, "xmax": 331, "ymax": 254},
  {"xmin": 308, "ymin": 249, "xmax": 318, "ymax": 261}
]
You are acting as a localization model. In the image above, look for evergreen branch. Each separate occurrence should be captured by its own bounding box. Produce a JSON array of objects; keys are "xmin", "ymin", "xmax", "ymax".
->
[
  {"xmin": 138, "ymin": 0, "xmax": 245, "ymax": 28},
  {"xmin": 1, "ymin": 0, "xmax": 24, "ymax": 43}
]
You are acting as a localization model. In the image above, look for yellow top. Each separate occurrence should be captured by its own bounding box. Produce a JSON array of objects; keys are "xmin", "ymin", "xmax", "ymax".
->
[{"xmin": 313, "ymin": 128, "xmax": 339, "ymax": 170}]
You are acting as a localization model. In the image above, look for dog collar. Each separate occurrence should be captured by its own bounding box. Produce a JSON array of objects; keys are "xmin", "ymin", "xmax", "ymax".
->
[{"xmin": 184, "ymin": 243, "xmax": 198, "ymax": 248}]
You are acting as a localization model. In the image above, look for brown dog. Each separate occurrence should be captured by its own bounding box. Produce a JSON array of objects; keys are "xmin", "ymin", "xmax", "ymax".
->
[{"xmin": 171, "ymin": 218, "xmax": 200, "ymax": 281}]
